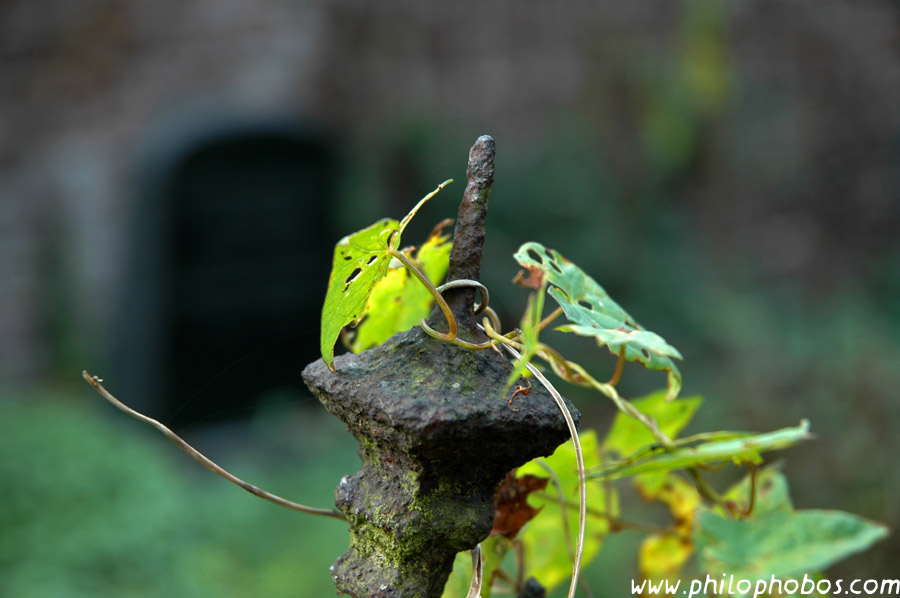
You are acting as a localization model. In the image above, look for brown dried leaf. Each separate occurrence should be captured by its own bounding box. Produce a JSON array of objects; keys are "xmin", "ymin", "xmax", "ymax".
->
[
  {"xmin": 512, "ymin": 265, "xmax": 545, "ymax": 289},
  {"xmin": 491, "ymin": 470, "xmax": 548, "ymax": 539},
  {"xmin": 427, "ymin": 217, "xmax": 455, "ymax": 241}
]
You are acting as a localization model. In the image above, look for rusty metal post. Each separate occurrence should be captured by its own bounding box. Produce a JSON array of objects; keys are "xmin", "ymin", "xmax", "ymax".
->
[{"xmin": 302, "ymin": 136, "xmax": 577, "ymax": 598}]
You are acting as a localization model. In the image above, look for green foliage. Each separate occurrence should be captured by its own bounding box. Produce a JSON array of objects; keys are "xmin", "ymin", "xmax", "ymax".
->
[
  {"xmin": 349, "ymin": 223, "xmax": 452, "ymax": 352},
  {"xmin": 318, "ymin": 191, "xmax": 886, "ymax": 596},
  {"xmin": 591, "ymin": 420, "xmax": 812, "ymax": 480},
  {"xmin": 319, "ymin": 180, "xmax": 451, "ymax": 370},
  {"xmin": 503, "ymin": 288, "xmax": 544, "ymax": 392},
  {"xmin": 0, "ymin": 395, "xmax": 354, "ymax": 598},
  {"xmin": 723, "ymin": 466, "xmax": 793, "ymax": 515},
  {"xmin": 442, "ymin": 536, "xmax": 512, "ymax": 598},
  {"xmin": 695, "ymin": 506, "xmax": 888, "ymax": 581},
  {"xmin": 602, "ymin": 390, "xmax": 702, "ymax": 496},
  {"xmin": 320, "ymin": 218, "xmax": 398, "ymax": 369},
  {"xmin": 693, "ymin": 467, "xmax": 890, "ymax": 582},
  {"xmin": 514, "ymin": 242, "xmax": 683, "ymax": 399},
  {"xmin": 603, "ymin": 391, "xmax": 702, "ymax": 457},
  {"xmin": 517, "ymin": 431, "xmax": 614, "ymax": 592},
  {"xmin": 0, "ymin": 399, "xmax": 193, "ymax": 598}
]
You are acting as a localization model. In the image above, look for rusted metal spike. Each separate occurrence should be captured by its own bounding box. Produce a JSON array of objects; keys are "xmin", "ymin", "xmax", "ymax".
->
[{"xmin": 302, "ymin": 136, "xmax": 577, "ymax": 598}]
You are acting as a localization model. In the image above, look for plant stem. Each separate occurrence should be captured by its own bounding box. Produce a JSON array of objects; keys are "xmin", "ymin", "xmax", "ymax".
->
[
  {"xmin": 83, "ymin": 371, "xmax": 346, "ymax": 521},
  {"xmin": 608, "ymin": 347, "xmax": 626, "ymax": 386},
  {"xmin": 688, "ymin": 468, "xmax": 724, "ymax": 505},
  {"xmin": 466, "ymin": 545, "xmax": 484, "ymax": 598},
  {"xmin": 741, "ymin": 463, "xmax": 758, "ymax": 517},
  {"xmin": 391, "ymin": 248, "xmax": 458, "ymax": 340},
  {"xmin": 500, "ymin": 345, "xmax": 585, "ymax": 598},
  {"xmin": 537, "ymin": 306, "xmax": 564, "ymax": 332}
]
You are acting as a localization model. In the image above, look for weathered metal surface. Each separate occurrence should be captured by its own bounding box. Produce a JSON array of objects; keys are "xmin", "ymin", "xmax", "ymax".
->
[
  {"xmin": 302, "ymin": 136, "xmax": 577, "ymax": 597},
  {"xmin": 434, "ymin": 135, "xmax": 495, "ymax": 341},
  {"xmin": 303, "ymin": 328, "xmax": 576, "ymax": 597}
]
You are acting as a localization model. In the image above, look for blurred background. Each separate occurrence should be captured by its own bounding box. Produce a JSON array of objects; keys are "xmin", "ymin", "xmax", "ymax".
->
[{"xmin": 1, "ymin": 0, "xmax": 898, "ymax": 595}]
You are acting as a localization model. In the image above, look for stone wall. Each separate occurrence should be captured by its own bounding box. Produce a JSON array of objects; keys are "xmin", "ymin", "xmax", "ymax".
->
[{"xmin": 1, "ymin": 0, "xmax": 897, "ymax": 383}]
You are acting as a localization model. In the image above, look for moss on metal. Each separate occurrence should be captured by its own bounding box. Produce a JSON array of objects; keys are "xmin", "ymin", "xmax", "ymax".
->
[
  {"xmin": 303, "ymin": 327, "xmax": 577, "ymax": 597},
  {"xmin": 302, "ymin": 135, "xmax": 577, "ymax": 597}
]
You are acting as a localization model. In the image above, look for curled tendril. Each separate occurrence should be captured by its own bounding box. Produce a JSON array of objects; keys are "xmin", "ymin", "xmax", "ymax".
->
[
  {"xmin": 435, "ymin": 279, "xmax": 490, "ymax": 315},
  {"xmin": 419, "ymin": 279, "xmax": 498, "ymax": 351}
]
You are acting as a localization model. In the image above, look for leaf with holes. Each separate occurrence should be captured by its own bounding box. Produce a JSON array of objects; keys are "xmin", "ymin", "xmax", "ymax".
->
[
  {"xmin": 320, "ymin": 219, "xmax": 399, "ymax": 370},
  {"xmin": 589, "ymin": 420, "xmax": 812, "ymax": 480},
  {"xmin": 514, "ymin": 242, "xmax": 683, "ymax": 399},
  {"xmin": 349, "ymin": 222, "xmax": 452, "ymax": 353},
  {"xmin": 319, "ymin": 180, "xmax": 453, "ymax": 371}
]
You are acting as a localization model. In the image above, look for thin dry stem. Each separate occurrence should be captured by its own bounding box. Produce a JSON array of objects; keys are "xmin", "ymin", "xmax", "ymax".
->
[
  {"xmin": 742, "ymin": 463, "xmax": 758, "ymax": 518},
  {"xmin": 607, "ymin": 346, "xmax": 626, "ymax": 386},
  {"xmin": 499, "ymin": 345, "xmax": 585, "ymax": 598},
  {"xmin": 537, "ymin": 306, "xmax": 564, "ymax": 332},
  {"xmin": 467, "ymin": 544, "xmax": 484, "ymax": 598},
  {"xmin": 82, "ymin": 371, "xmax": 346, "ymax": 521}
]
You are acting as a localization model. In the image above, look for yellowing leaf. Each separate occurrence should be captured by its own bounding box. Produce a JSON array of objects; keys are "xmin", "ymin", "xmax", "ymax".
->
[
  {"xmin": 639, "ymin": 534, "xmax": 693, "ymax": 587},
  {"xmin": 514, "ymin": 242, "xmax": 683, "ymax": 399},
  {"xmin": 349, "ymin": 226, "xmax": 452, "ymax": 352},
  {"xmin": 638, "ymin": 475, "xmax": 698, "ymax": 590},
  {"xmin": 517, "ymin": 431, "xmax": 613, "ymax": 592},
  {"xmin": 320, "ymin": 219, "xmax": 398, "ymax": 370},
  {"xmin": 319, "ymin": 180, "xmax": 452, "ymax": 370},
  {"xmin": 654, "ymin": 474, "xmax": 701, "ymax": 536}
]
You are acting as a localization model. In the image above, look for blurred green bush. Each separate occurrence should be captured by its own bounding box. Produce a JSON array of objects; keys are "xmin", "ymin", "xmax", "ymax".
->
[{"xmin": 0, "ymin": 395, "xmax": 355, "ymax": 597}]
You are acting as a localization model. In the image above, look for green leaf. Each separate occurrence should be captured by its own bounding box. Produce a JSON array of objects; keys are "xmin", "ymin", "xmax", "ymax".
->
[
  {"xmin": 724, "ymin": 466, "xmax": 793, "ymax": 516},
  {"xmin": 349, "ymin": 226, "xmax": 452, "ymax": 353},
  {"xmin": 589, "ymin": 420, "xmax": 812, "ymax": 480},
  {"xmin": 320, "ymin": 219, "xmax": 398, "ymax": 370},
  {"xmin": 441, "ymin": 536, "xmax": 512, "ymax": 598},
  {"xmin": 517, "ymin": 431, "xmax": 614, "ymax": 592},
  {"xmin": 695, "ymin": 508, "xmax": 889, "ymax": 580},
  {"xmin": 602, "ymin": 391, "xmax": 702, "ymax": 457},
  {"xmin": 504, "ymin": 288, "xmax": 545, "ymax": 392},
  {"xmin": 602, "ymin": 391, "xmax": 702, "ymax": 496},
  {"xmin": 513, "ymin": 242, "xmax": 683, "ymax": 399},
  {"xmin": 319, "ymin": 180, "xmax": 452, "ymax": 370},
  {"xmin": 442, "ymin": 551, "xmax": 474, "ymax": 598}
]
